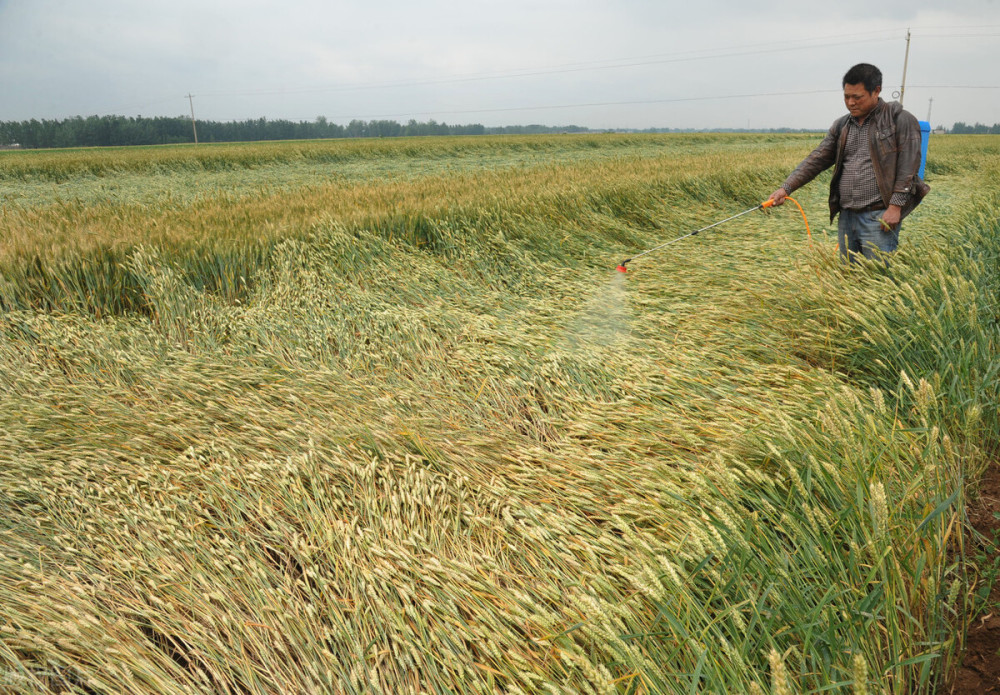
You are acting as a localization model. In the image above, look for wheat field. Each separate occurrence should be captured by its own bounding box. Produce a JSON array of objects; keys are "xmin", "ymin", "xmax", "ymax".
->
[{"xmin": 1, "ymin": 133, "xmax": 998, "ymax": 694}]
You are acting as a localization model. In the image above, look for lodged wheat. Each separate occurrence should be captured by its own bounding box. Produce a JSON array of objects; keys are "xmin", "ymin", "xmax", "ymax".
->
[{"xmin": 1, "ymin": 133, "xmax": 997, "ymax": 693}]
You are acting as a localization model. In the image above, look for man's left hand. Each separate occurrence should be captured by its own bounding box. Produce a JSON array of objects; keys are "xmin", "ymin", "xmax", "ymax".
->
[{"xmin": 879, "ymin": 205, "xmax": 902, "ymax": 230}]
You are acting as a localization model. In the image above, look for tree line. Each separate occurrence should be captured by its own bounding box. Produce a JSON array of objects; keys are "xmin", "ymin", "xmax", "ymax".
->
[
  {"xmin": 0, "ymin": 115, "xmax": 590, "ymax": 149},
  {"xmin": 2, "ymin": 115, "xmax": 996, "ymax": 149},
  {"xmin": 949, "ymin": 122, "xmax": 1000, "ymax": 135}
]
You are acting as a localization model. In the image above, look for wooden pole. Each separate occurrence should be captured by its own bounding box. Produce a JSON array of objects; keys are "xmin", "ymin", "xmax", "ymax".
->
[
  {"xmin": 187, "ymin": 93, "xmax": 199, "ymax": 144},
  {"xmin": 898, "ymin": 29, "xmax": 911, "ymax": 107}
]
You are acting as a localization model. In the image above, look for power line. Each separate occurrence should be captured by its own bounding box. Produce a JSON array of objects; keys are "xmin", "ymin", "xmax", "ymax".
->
[
  {"xmin": 192, "ymin": 27, "xmax": 1000, "ymax": 102},
  {"xmin": 917, "ymin": 32, "xmax": 1000, "ymax": 38},
  {"xmin": 62, "ymin": 25, "xmax": 1000, "ymax": 123},
  {"xmin": 908, "ymin": 85, "xmax": 1000, "ymax": 89},
  {"xmin": 195, "ymin": 31, "xmax": 905, "ymax": 100},
  {"xmin": 916, "ymin": 24, "xmax": 1000, "ymax": 29},
  {"xmin": 320, "ymin": 81, "xmax": 1000, "ymax": 122},
  {"xmin": 309, "ymin": 83, "xmax": 999, "ymax": 124},
  {"xmin": 325, "ymin": 89, "xmax": 843, "ymax": 122}
]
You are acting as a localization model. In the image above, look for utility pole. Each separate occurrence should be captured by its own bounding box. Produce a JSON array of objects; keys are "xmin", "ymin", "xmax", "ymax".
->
[
  {"xmin": 898, "ymin": 29, "xmax": 911, "ymax": 107},
  {"xmin": 927, "ymin": 97, "xmax": 933, "ymax": 123},
  {"xmin": 186, "ymin": 93, "xmax": 199, "ymax": 144}
]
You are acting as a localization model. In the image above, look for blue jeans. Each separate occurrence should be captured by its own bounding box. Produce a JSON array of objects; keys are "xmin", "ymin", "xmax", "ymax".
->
[{"xmin": 838, "ymin": 209, "xmax": 899, "ymax": 265}]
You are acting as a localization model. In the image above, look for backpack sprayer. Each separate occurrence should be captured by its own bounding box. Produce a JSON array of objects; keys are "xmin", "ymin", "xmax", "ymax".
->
[{"xmin": 616, "ymin": 196, "xmax": 810, "ymax": 272}]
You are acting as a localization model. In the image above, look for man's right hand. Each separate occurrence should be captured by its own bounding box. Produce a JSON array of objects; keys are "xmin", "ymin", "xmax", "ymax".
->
[{"xmin": 768, "ymin": 188, "xmax": 788, "ymax": 206}]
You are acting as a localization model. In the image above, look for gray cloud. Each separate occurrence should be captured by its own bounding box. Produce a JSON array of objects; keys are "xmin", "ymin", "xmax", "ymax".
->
[{"xmin": 1, "ymin": 0, "xmax": 997, "ymax": 129}]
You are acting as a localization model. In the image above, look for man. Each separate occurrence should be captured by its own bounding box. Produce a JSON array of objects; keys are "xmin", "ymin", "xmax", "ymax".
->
[{"xmin": 769, "ymin": 63, "xmax": 929, "ymax": 263}]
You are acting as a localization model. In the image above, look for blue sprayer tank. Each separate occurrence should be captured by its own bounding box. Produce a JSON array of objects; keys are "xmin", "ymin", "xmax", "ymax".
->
[{"xmin": 919, "ymin": 120, "xmax": 931, "ymax": 178}]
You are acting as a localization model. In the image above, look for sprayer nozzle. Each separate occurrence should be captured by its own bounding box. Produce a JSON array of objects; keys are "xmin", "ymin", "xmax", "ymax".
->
[{"xmin": 616, "ymin": 264, "xmax": 628, "ymax": 273}]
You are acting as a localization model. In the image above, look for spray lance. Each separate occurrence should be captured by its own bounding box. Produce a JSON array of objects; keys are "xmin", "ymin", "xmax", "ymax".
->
[{"xmin": 615, "ymin": 196, "xmax": 810, "ymax": 272}]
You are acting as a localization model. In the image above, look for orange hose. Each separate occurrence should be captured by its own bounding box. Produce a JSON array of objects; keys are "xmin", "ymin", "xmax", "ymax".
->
[{"xmin": 761, "ymin": 195, "xmax": 812, "ymax": 242}]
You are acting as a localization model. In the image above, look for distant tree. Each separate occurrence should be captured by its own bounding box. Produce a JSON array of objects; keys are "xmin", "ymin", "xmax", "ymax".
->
[
  {"xmin": 0, "ymin": 114, "xmax": 575, "ymax": 148},
  {"xmin": 951, "ymin": 121, "xmax": 1000, "ymax": 134},
  {"xmin": 345, "ymin": 119, "xmax": 367, "ymax": 138},
  {"xmin": 368, "ymin": 120, "xmax": 403, "ymax": 138}
]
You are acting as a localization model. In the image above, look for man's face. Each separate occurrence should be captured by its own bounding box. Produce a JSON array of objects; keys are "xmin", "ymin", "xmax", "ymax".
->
[{"xmin": 843, "ymin": 82, "xmax": 881, "ymax": 120}]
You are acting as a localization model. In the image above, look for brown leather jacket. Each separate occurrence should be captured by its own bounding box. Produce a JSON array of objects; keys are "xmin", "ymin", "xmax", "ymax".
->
[{"xmin": 782, "ymin": 99, "xmax": 930, "ymax": 222}]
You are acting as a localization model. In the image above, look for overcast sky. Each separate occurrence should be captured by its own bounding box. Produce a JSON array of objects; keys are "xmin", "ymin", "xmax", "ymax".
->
[{"xmin": 1, "ymin": 0, "xmax": 998, "ymax": 130}]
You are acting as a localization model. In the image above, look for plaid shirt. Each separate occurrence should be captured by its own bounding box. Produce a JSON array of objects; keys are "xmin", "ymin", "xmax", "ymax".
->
[
  {"xmin": 838, "ymin": 107, "xmax": 883, "ymax": 210},
  {"xmin": 780, "ymin": 98, "xmax": 928, "ymax": 222}
]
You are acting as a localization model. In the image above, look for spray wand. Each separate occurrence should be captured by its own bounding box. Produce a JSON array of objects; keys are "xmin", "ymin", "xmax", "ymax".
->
[{"xmin": 616, "ymin": 196, "xmax": 810, "ymax": 272}]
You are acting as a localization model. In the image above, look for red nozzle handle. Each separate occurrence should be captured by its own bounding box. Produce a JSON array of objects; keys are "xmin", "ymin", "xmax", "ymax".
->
[{"xmin": 760, "ymin": 199, "xmax": 775, "ymax": 209}]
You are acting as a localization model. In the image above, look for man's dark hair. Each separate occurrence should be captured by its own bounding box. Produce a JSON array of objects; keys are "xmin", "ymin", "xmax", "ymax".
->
[{"xmin": 843, "ymin": 63, "xmax": 883, "ymax": 93}]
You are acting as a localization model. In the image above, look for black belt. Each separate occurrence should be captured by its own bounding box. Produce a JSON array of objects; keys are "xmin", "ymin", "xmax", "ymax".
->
[{"xmin": 845, "ymin": 202, "xmax": 885, "ymax": 213}]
